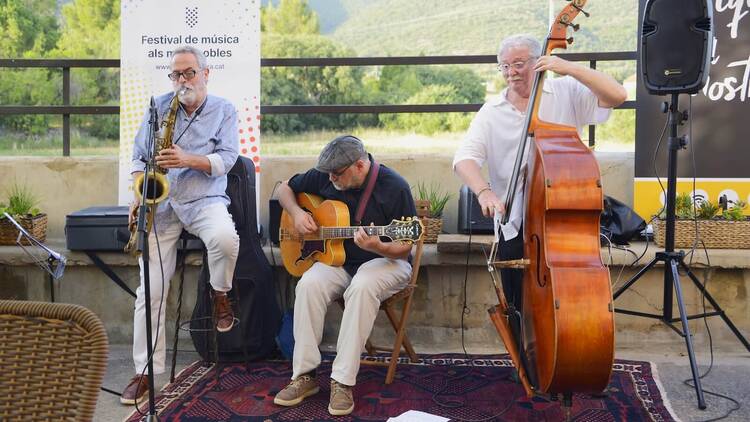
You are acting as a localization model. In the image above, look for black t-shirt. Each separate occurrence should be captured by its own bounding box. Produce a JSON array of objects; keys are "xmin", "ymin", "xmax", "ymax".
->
[{"xmin": 287, "ymin": 156, "xmax": 416, "ymax": 275}]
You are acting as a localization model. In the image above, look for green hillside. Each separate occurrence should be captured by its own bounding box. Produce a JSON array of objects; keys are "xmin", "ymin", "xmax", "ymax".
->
[{"xmin": 321, "ymin": 0, "xmax": 637, "ymax": 56}]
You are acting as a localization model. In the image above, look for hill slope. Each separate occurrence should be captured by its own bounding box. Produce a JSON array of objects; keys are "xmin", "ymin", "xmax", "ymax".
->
[{"xmin": 322, "ymin": 0, "xmax": 637, "ymax": 56}]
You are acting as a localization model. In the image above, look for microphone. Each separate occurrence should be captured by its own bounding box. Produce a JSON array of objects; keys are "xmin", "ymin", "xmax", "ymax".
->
[
  {"xmin": 149, "ymin": 96, "xmax": 158, "ymax": 127},
  {"xmin": 3, "ymin": 212, "xmax": 66, "ymax": 280}
]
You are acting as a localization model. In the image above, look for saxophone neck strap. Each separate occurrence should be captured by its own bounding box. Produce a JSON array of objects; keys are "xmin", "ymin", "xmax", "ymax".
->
[{"xmin": 172, "ymin": 98, "xmax": 207, "ymax": 146}]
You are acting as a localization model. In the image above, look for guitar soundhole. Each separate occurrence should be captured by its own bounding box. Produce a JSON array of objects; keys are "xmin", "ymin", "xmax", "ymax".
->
[{"xmin": 298, "ymin": 240, "xmax": 325, "ymax": 263}]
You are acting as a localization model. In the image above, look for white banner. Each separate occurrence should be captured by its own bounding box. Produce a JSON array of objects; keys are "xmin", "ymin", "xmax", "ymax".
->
[{"xmin": 119, "ymin": 0, "xmax": 261, "ymax": 205}]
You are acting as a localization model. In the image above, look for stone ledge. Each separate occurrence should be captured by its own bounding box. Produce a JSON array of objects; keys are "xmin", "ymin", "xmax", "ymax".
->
[{"xmin": 2, "ymin": 236, "xmax": 749, "ymax": 269}]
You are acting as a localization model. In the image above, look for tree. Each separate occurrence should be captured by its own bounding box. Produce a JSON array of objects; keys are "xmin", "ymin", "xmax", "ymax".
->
[
  {"xmin": 262, "ymin": 0, "xmax": 319, "ymax": 35},
  {"xmin": 0, "ymin": 0, "xmax": 59, "ymax": 57},
  {"xmin": 381, "ymin": 84, "xmax": 473, "ymax": 135},
  {"xmin": 53, "ymin": 0, "xmax": 120, "ymax": 139},
  {"xmin": 0, "ymin": 0, "xmax": 60, "ymax": 134},
  {"xmin": 261, "ymin": 34, "xmax": 375, "ymax": 132}
]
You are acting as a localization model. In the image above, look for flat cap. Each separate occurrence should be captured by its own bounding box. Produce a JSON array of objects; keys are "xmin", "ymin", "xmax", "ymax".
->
[{"xmin": 315, "ymin": 135, "xmax": 367, "ymax": 173}]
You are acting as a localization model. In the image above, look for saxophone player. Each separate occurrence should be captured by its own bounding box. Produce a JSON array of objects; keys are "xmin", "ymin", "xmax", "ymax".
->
[{"xmin": 121, "ymin": 45, "xmax": 240, "ymax": 405}]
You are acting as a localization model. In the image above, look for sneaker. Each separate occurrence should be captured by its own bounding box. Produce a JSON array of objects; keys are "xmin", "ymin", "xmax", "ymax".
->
[
  {"xmin": 120, "ymin": 375, "xmax": 149, "ymax": 405},
  {"xmin": 328, "ymin": 379, "xmax": 354, "ymax": 416},
  {"xmin": 213, "ymin": 292, "xmax": 235, "ymax": 332},
  {"xmin": 273, "ymin": 374, "xmax": 320, "ymax": 406}
]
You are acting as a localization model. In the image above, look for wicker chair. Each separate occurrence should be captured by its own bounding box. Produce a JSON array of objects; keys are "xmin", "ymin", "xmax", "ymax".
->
[
  {"xmin": 339, "ymin": 238, "xmax": 425, "ymax": 384},
  {"xmin": 0, "ymin": 300, "xmax": 109, "ymax": 422}
]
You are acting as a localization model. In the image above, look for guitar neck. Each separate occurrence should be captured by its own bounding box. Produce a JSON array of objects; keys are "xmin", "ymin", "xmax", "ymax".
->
[{"xmin": 315, "ymin": 225, "xmax": 385, "ymax": 240}]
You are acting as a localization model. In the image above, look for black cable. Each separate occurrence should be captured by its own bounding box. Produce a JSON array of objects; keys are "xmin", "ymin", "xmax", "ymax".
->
[{"xmin": 651, "ymin": 105, "xmax": 672, "ymax": 221}]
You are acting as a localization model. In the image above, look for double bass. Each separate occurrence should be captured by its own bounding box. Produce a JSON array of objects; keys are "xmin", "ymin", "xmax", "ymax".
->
[{"xmin": 487, "ymin": 0, "xmax": 615, "ymax": 405}]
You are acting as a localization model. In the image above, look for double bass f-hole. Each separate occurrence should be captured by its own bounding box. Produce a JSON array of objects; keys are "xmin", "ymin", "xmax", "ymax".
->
[{"xmin": 531, "ymin": 234, "xmax": 546, "ymax": 287}]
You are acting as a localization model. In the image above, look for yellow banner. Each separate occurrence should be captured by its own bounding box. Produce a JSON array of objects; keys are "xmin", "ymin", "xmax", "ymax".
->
[{"xmin": 634, "ymin": 178, "xmax": 750, "ymax": 220}]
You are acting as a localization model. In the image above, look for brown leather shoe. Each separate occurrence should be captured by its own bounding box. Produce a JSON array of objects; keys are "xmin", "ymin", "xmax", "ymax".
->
[
  {"xmin": 120, "ymin": 375, "xmax": 149, "ymax": 405},
  {"xmin": 214, "ymin": 292, "xmax": 235, "ymax": 332}
]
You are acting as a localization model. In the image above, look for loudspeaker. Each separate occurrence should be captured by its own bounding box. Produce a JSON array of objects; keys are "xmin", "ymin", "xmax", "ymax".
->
[
  {"xmin": 268, "ymin": 198, "xmax": 282, "ymax": 245},
  {"xmin": 457, "ymin": 185, "xmax": 494, "ymax": 234},
  {"xmin": 640, "ymin": 0, "xmax": 713, "ymax": 95}
]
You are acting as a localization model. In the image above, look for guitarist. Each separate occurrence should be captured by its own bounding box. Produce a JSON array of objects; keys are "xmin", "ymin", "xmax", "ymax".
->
[{"xmin": 273, "ymin": 135, "xmax": 416, "ymax": 416}]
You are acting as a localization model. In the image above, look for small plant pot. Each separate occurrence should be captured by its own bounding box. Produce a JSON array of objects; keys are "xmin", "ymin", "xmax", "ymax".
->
[
  {"xmin": 415, "ymin": 199, "xmax": 431, "ymax": 218},
  {"xmin": 652, "ymin": 218, "xmax": 750, "ymax": 249},
  {"xmin": 420, "ymin": 216, "xmax": 442, "ymax": 244},
  {"xmin": 0, "ymin": 214, "xmax": 47, "ymax": 245}
]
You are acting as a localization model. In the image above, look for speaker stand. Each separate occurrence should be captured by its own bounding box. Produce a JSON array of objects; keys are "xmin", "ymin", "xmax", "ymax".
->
[{"xmin": 613, "ymin": 93, "xmax": 750, "ymax": 410}]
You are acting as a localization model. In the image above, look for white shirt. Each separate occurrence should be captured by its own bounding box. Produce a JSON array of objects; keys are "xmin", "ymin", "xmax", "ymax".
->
[{"xmin": 453, "ymin": 76, "xmax": 612, "ymax": 240}]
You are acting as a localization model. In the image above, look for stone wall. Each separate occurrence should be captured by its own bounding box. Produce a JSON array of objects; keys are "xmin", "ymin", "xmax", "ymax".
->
[
  {"xmin": 0, "ymin": 153, "xmax": 634, "ymax": 241},
  {"xmin": 2, "ymin": 243, "xmax": 748, "ymax": 353}
]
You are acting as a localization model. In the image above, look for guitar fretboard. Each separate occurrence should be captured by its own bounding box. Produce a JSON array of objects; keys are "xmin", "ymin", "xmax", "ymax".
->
[
  {"xmin": 320, "ymin": 226, "xmax": 384, "ymax": 239},
  {"xmin": 280, "ymin": 226, "xmax": 385, "ymax": 241}
]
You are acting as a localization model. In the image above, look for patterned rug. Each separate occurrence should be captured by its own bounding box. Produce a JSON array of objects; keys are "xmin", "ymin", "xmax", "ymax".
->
[{"xmin": 126, "ymin": 354, "xmax": 677, "ymax": 421}]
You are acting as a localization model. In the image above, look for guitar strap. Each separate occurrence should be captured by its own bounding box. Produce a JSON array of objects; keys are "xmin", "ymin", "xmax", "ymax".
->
[{"xmin": 354, "ymin": 159, "xmax": 379, "ymax": 225}]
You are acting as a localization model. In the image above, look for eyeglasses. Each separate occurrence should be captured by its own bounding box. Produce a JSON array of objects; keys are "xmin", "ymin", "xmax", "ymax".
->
[
  {"xmin": 167, "ymin": 68, "xmax": 200, "ymax": 81},
  {"xmin": 330, "ymin": 163, "xmax": 353, "ymax": 178},
  {"xmin": 497, "ymin": 57, "xmax": 536, "ymax": 73}
]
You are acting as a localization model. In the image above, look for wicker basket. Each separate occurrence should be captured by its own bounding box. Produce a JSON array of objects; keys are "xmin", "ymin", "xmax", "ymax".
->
[
  {"xmin": 420, "ymin": 217, "xmax": 442, "ymax": 244},
  {"xmin": 415, "ymin": 199, "xmax": 431, "ymax": 218},
  {"xmin": 0, "ymin": 213, "xmax": 47, "ymax": 245},
  {"xmin": 652, "ymin": 218, "xmax": 750, "ymax": 249}
]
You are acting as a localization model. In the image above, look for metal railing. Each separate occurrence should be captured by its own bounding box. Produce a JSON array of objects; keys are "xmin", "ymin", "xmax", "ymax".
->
[{"xmin": 0, "ymin": 51, "xmax": 636, "ymax": 155}]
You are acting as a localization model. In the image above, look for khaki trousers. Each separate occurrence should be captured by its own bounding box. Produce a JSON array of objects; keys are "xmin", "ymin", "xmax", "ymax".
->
[
  {"xmin": 291, "ymin": 258, "xmax": 412, "ymax": 386},
  {"xmin": 133, "ymin": 203, "xmax": 239, "ymax": 373}
]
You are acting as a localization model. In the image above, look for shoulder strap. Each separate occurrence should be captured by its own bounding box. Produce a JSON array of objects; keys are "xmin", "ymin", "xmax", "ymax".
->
[{"xmin": 354, "ymin": 160, "xmax": 379, "ymax": 225}]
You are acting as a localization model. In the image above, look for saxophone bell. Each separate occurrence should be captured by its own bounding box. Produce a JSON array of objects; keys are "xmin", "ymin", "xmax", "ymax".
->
[{"xmin": 133, "ymin": 171, "xmax": 170, "ymax": 205}]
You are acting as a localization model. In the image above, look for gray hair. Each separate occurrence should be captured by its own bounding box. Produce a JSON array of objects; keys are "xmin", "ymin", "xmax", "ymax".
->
[
  {"xmin": 497, "ymin": 34, "xmax": 542, "ymax": 63},
  {"xmin": 172, "ymin": 45, "xmax": 208, "ymax": 69}
]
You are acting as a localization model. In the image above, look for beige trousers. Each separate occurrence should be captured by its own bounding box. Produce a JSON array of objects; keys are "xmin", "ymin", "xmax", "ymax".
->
[
  {"xmin": 133, "ymin": 203, "xmax": 239, "ymax": 374},
  {"xmin": 291, "ymin": 258, "xmax": 412, "ymax": 386}
]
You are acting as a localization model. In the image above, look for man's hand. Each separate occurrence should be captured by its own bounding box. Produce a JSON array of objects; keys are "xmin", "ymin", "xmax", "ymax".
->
[
  {"xmin": 156, "ymin": 144, "xmax": 193, "ymax": 169},
  {"xmin": 534, "ymin": 55, "xmax": 577, "ymax": 76},
  {"xmin": 353, "ymin": 226, "xmax": 382, "ymax": 254},
  {"xmin": 478, "ymin": 189, "xmax": 504, "ymax": 218},
  {"xmin": 292, "ymin": 209, "xmax": 318, "ymax": 235},
  {"xmin": 128, "ymin": 196, "xmax": 141, "ymax": 228}
]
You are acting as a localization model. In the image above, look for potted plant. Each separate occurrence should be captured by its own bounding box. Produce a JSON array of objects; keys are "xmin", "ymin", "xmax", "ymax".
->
[
  {"xmin": 652, "ymin": 192, "xmax": 750, "ymax": 249},
  {"xmin": 0, "ymin": 182, "xmax": 47, "ymax": 245},
  {"xmin": 413, "ymin": 182, "xmax": 451, "ymax": 243}
]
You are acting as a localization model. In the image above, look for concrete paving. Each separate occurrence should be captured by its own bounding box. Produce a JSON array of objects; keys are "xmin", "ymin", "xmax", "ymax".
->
[{"xmin": 98, "ymin": 341, "xmax": 750, "ymax": 422}]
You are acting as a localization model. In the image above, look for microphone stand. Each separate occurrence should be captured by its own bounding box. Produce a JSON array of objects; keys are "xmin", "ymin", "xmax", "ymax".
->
[{"xmin": 135, "ymin": 96, "xmax": 160, "ymax": 421}]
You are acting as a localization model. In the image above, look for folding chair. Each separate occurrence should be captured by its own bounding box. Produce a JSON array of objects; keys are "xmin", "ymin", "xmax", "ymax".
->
[{"xmin": 340, "ymin": 238, "xmax": 425, "ymax": 384}]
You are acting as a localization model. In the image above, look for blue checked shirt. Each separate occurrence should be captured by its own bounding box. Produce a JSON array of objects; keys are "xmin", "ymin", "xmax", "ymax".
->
[{"xmin": 130, "ymin": 93, "xmax": 239, "ymax": 228}]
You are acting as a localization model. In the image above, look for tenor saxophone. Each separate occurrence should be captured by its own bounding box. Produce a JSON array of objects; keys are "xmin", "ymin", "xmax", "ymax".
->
[{"xmin": 124, "ymin": 93, "xmax": 182, "ymax": 255}]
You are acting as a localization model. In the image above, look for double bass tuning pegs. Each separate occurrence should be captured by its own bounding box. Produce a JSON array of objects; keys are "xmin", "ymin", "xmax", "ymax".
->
[{"xmin": 566, "ymin": 0, "xmax": 590, "ymax": 18}]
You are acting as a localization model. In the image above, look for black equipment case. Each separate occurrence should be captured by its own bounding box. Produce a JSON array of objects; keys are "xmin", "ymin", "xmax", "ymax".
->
[
  {"xmin": 65, "ymin": 206, "xmax": 131, "ymax": 251},
  {"xmin": 65, "ymin": 206, "xmax": 203, "ymax": 251}
]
